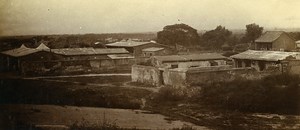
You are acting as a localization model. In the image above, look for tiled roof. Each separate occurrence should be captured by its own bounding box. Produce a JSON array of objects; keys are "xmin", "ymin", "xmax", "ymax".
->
[
  {"xmin": 51, "ymin": 48, "xmax": 129, "ymax": 56},
  {"xmin": 94, "ymin": 48, "xmax": 128, "ymax": 54},
  {"xmin": 152, "ymin": 53, "xmax": 227, "ymax": 62},
  {"xmin": 230, "ymin": 50, "xmax": 300, "ymax": 61},
  {"xmin": 255, "ymin": 31, "xmax": 285, "ymax": 43},
  {"xmin": 106, "ymin": 41, "xmax": 153, "ymax": 47},
  {"xmin": 107, "ymin": 54, "xmax": 134, "ymax": 59},
  {"xmin": 142, "ymin": 47, "xmax": 165, "ymax": 52}
]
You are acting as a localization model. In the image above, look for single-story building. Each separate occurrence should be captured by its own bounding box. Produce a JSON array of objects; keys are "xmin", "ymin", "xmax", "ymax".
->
[
  {"xmin": 150, "ymin": 53, "xmax": 228, "ymax": 69},
  {"xmin": 230, "ymin": 50, "xmax": 300, "ymax": 72},
  {"xmin": 0, "ymin": 43, "xmax": 51, "ymax": 72},
  {"xmin": 106, "ymin": 40, "xmax": 174, "ymax": 57},
  {"xmin": 142, "ymin": 47, "xmax": 175, "ymax": 57},
  {"xmin": 51, "ymin": 47, "xmax": 129, "ymax": 60},
  {"xmin": 254, "ymin": 31, "xmax": 295, "ymax": 51},
  {"xmin": 0, "ymin": 43, "xmax": 135, "ymax": 76}
]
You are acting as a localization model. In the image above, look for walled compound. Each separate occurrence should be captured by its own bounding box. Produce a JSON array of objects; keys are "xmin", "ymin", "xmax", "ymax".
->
[{"xmin": 132, "ymin": 50, "xmax": 300, "ymax": 87}]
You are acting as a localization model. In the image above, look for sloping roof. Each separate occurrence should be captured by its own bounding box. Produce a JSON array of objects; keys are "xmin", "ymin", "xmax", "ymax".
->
[
  {"xmin": 230, "ymin": 50, "xmax": 300, "ymax": 61},
  {"xmin": 255, "ymin": 31, "xmax": 285, "ymax": 43},
  {"xmin": 142, "ymin": 47, "xmax": 165, "ymax": 52},
  {"xmin": 20, "ymin": 44, "xmax": 29, "ymax": 49},
  {"xmin": 106, "ymin": 41, "xmax": 153, "ymax": 47},
  {"xmin": 107, "ymin": 54, "xmax": 134, "ymax": 59},
  {"xmin": 36, "ymin": 43, "xmax": 50, "ymax": 50},
  {"xmin": 153, "ymin": 53, "xmax": 227, "ymax": 62},
  {"xmin": 51, "ymin": 48, "xmax": 129, "ymax": 56},
  {"xmin": 1, "ymin": 44, "xmax": 48, "ymax": 57}
]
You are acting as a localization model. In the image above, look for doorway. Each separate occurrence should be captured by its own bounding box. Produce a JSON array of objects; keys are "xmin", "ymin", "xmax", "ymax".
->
[
  {"xmin": 159, "ymin": 70, "xmax": 164, "ymax": 85},
  {"xmin": 258, "ymin": 61, "xmax": 266, "ymax": 71}
]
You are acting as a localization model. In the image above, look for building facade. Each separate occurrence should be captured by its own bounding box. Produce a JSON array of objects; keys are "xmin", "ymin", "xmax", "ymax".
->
[
  {"xmin": 106, "ymin": 40, "xmax": 174, "ymax": 57},
  {"xmin": 0, "ymin": 44, "xmax": 135, "ymax": 76},
  {"xmin": 254, "ymin": 31, "xmax": 295, "ymax": 51},
  {"xmin": 150, "ymin": 53, "xmax": 228, "ymax": 69},
  {"xmin": 230, "ymin": 50, "xmax": 300, "ymax": 72},
  {"xmin": 142, "ymin": 47, "xmax": 175, "ymax": 57}
]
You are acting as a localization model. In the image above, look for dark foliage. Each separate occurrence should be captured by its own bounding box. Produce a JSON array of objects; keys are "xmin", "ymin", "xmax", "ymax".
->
[
  {"xmin": 200, "ymin": 25, "xmax": 233, "ymax": 50},
  {"xmin": 0, "ymin": 78, "xmax": 151, "ymax": 109},
  {"xmin": 289, "ymin": 32, "xmax": 300, "ymax": 41},
  {"xmin": 198, "ymin": 74, "xmax": 300, "ymax": 114},
  {"xmin": 222, "ymin": 51, "xmax": 238, "ymax": 57},
  {"xmin": 157, "ymin": 23, "xmax": 200, "ymax": 47},
  {"xmin": 153, "ymin": 86, "xmax": 187, "ymax": 103},
  {"xmin": 242, "ymin": 23, "xmax": 263, "ymax": 43},
  {"xmin": 0, "ymin": 33, "xmax": 156, "ymax": 51}
]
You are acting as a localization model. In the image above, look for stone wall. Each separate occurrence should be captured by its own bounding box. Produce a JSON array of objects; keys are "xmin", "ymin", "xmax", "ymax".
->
[
  {"xmin": 164, "ymin": 67, "xmax": 280, "ymax": 87},
  {"xmin": 163, "ymin": 68, "xmax": 187, "ymax": 87},
  {"xmin": 287, "ymin": 60, "xmax": 300, "ymax": 75},
  {"xmin": 132, "ymin": 65, "xmax": 282, "ymax": 88},
  {"xmin": 21, "ymin": 58, "xmax": 134, "ymax": 76},
  {"xmin": 186, "ymin": 68, "xmax": 277, "ymax": 86},
  {"xmin": 131, "ymin": 65, "xmax": 162, "ymax": 86}
]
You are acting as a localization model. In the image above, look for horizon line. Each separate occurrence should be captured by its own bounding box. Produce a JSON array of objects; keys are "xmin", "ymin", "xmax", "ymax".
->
[{"xmin": 1, "ymin": 27, "xmax": 300, "ymax": 37}]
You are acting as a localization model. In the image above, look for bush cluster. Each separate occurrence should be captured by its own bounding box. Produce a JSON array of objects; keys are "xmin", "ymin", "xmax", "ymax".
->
[
  {"xmin": 153, "ymin": 85, "xmax": 201, "ymax": 104},
  {"xmin": 198, "ymin": 74, "xmax": 300, "ymax": 114},
  {"xmin": 154, "ymin": 86, "xmax": 188, "ymax": 103}
]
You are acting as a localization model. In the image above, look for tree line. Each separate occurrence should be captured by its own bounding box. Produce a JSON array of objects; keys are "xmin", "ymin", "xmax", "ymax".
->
[{"xmin": 157, "ymin": 23, "xmax": 266, "ymax": 51}]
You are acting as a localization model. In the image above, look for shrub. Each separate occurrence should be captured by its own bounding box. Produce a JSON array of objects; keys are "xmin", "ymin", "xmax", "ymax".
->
[
  {"xmin": 198, "ymin": 74, "xmax": 300, "ymax": 114},
  {"xmin": 70, "ymin": 116, "xmax": 119, "ymax": 130},
  {"xmin": 172, "ymin": 124, "xmax": 196, "ymax": 130},
  {"xmin": 154, "ymin": 86, "xmax": 188, "ymax": 103}
]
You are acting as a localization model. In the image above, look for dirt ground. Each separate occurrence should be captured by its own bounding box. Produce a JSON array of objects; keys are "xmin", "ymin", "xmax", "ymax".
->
[
  {"xmin": 1, "ymin": 75, "xmax": 300, "ymax": 130},
  {"xmin": 147, "ymin": 103, "xmax": 300, "ymax": 130},
  {"xmin": 0, "ymin": 104, "xmax": 208, "ymax": 130}
]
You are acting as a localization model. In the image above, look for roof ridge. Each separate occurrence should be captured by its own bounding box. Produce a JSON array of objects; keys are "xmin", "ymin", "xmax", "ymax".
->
[{"xmin": 255, "ymin": 31, "xmax": 286, "ymax": 43}]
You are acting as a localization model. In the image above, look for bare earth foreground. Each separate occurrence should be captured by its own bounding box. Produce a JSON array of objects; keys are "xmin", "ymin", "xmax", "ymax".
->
[
  {"xmin": 0, "ymin": 75, "xmax": 208, "ymax": 129},
  {"xmin": 0, "ymin": 104, "xmax": 208, "ymax": 129},
  {"xmin": 1, "ymin": 75, "xmax": 300, "ymax": 129}
]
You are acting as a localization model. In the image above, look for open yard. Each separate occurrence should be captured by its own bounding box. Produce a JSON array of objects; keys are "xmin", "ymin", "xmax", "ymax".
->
[
  {"xmin": 1, "ymin": 75, "xmax": 300, "ymax": 129},
  {"xmin": 0, "ymin": 104, "xmax": 206, "ymax": 130}
]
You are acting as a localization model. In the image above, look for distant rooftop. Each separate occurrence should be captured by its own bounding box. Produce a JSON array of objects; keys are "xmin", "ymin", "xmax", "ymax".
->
[
  {"xmin": 230, "ymin": 50, "xmax": 300, "ymax": 61},
  {"xmin": 36, "ymin": 43, "xmax": 50, "ymax": 50},
  {"xmin": 51, "ymin": 48, "xmax": 129, "ymax": 56},
  {"xmin": 152, "ymin": 53, "xmax": 227, "ymax": 62},
  {"xmin": 142, "ymin": 47, "xmax": 165, "ymax": 52},
  {"xmin": 106, "ymin": 41, "xmax": 153, "ymax": 47},
  {"xmin": 255, "ymin": 31, "xmax": 288, "ymax": 43},
  {"xmin": 1, "ymin": 44, "xmax": 49, "ymax": 57}
]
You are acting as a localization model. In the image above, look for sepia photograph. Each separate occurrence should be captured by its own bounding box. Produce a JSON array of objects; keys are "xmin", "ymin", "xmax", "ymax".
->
[{"xmin": 1, "ymin": 0, "xmax": 300, "ymax": 129}]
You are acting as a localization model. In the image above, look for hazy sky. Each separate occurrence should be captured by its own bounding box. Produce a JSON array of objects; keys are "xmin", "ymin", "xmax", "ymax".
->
[{"xmin": 1, "ymin": 0, "xmax": 300, "ymax": 36}]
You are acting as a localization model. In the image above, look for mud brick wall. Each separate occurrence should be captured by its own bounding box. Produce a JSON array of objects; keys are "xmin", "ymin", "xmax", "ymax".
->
[
  {"xmin": 21, "ymin": 58, "xmax": 134, "ymax": 76},
  {"xmin": 186, "ymin": 68, "xmax": 278, "ymax": 86},
  {"xmin": 287, "ymin": 60, "xmax": 300, "ymax": 75},
  {"xmin": 131, "ymin": 65, "xmax": 162, "ymax": 86},
  {"xmin": 162, "ymin": 69, "xmax": 187, "ymax": 87}
]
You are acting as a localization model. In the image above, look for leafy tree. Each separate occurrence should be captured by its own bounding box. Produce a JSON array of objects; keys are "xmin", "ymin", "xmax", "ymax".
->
[
  {"xmin": 243, "ymin": 23, "xmax": 263, "ymax": 43},
  {"xmin": 200, "ymin": 25, "xmax": 232, "ymax": 50},
  {"xmin": 157, "ymin": 23, "xmax": 200, "ymax": 47}
]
